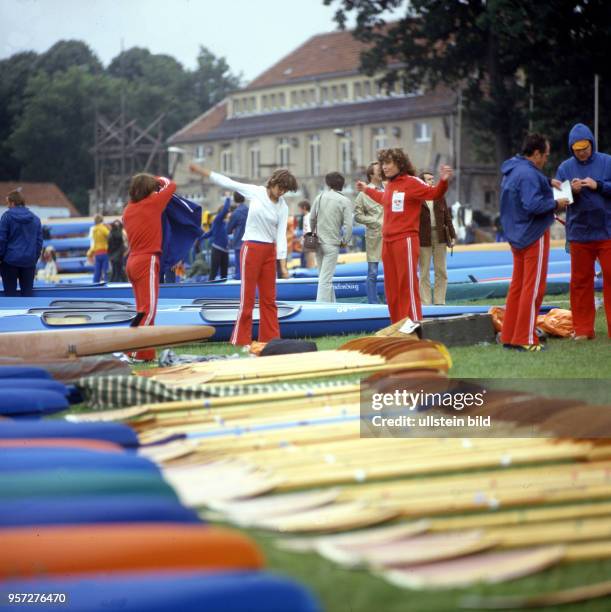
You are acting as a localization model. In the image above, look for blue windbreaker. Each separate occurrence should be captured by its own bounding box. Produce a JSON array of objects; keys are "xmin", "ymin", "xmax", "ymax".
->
[
  {"xmin": 556, "ymin": 123, "xmax": 611, "ymax": 242},
  {"xmin": 201, "ymin": 197, "xmax": 231, "ymax": 252},
  {"xmin": 499, "ymin": 156, "xmax": 556, "ymax": 250},
  {"xmin": 0, "ymin": 206, "xmax": 43, "ymax": 267},
  {"xmin": 161, "ymin": 194, "xmax": 204, "ymax": 274},
  {"xmin": 226, "ymin": 203, "xmax": 249, "ymax": 249}
]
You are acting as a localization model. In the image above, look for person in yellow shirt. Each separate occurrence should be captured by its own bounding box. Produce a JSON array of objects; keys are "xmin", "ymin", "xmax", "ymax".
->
[{"xmin": 87, "ymin": 214, "xmax": 110, "ymax": 283}]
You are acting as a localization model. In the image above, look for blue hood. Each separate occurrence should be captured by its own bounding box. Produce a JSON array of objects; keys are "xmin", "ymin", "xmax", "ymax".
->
[
  {"xmin": 501, "ymin": 155, "xmax": 530, "ymax": 176},
  {"xmin": 568, "ymin": 123, "xmax": 596, "ymax": 158},
  {"xmin": 7, "ymin": 206, "xmax": 37, "ymax": 224}
]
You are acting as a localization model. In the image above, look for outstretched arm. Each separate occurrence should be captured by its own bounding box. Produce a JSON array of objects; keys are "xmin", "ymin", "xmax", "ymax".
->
[{"xmin": 190, "ymin": 164, "xmax": 258, "ymax": 200}]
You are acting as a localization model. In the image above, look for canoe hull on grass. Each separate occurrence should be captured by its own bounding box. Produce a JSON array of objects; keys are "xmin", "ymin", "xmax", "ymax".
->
[
  {"xmin": 0, "ymin": 325, "xmax": 215, "ymax": 359},
  {"xmin": 0, "ymin": 302, "xmax": 556, "ymax": 342}
]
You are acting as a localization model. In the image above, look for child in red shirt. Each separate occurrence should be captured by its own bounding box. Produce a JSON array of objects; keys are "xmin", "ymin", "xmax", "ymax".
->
[
  {"xmin": 123, "ymin": 174, "xmax": 176, "ymax": 361},
  {"xmin": 357, "ymin": 148, "xmax": 452, "ymax": 323}
]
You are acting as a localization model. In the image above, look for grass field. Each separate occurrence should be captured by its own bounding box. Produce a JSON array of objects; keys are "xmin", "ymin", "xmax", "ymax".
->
[{"xmin": 158, "ymin": 292, "xmax": 611, "ymax": 611}]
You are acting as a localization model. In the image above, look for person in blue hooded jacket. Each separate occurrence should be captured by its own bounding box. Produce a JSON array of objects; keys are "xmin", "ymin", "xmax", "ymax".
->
[
  {"xmin": 0, "ymin": 189, "xmax": 43, "ymax": 296},
  {"xmin": 200, "ymin": 195, "xmax": 231, "ymax": 280},
  {"xmin": 226, "ymin": 191, "xmax": 249, "ymax": 279},
  {"xmin": 499, "ymin": 133, "xmax": 568, "ymax": 352},
  {"xmin": 556, "ymin": 123, "xmax": 611, "ymax": 340}
]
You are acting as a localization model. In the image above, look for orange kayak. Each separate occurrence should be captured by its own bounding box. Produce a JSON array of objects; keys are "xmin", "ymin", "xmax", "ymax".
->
[{"xmin": 1, "ymin": 524, "xmax": 264, "ymax": 578}]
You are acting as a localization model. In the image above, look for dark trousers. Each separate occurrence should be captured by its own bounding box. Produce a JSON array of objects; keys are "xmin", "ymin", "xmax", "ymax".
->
[
  {"xmin": 209, "ymin": 248, "xmax": 229, "ymax": 280},
  {"xmin": 1, "ymin": 263, "xmax": 36, "ymax": 296},
  {"xmin": 109, "ymin": 257, "xmax": 127, "ymax": 282},
  {"xmin": 234, "ymin": 247, "xmax": 242, "ymax": 279}
]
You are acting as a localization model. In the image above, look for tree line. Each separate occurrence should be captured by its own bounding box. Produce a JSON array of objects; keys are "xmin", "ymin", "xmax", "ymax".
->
[
  {"xmin": 326, "ymin": 0, "xmax": 610, "ymax": 171},
  {"xmin": 0, "ymin": 40, "xmax": 241, "ymax": 213}
]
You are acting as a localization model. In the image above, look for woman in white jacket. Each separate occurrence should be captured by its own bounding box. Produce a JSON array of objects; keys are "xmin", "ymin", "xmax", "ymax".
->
[{"xmin": 190, "ymin": 164, "xmax": 297, "ymax": 346}]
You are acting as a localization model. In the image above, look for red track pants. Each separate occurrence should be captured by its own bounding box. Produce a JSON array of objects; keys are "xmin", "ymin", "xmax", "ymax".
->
[
  {"xmin": 231, "ymin": 242, "xmax": 280, "ymax": 346},
  {"xmin": 570, "ymin": 239, "xmax": 611, "ymax": 338},
  {"xmin": 382, "ymin": 234, "xmax": 422, "ymax": 323},
  {"xmin": 126, "ymin": 253, "xmax": 159, "ymax": 361},
  {"xmin": 501, "ymin": 231, "xmax": 549, "ymax": 346}
]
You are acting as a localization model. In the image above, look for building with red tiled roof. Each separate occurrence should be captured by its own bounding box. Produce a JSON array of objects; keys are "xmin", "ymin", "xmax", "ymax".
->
[
  {"xmin": 0, "ymin": 182, "xmax": 79, "ymax": 218},
  {"xmin": 168, "ymin": 28, "xmax": 497, "ymax": 212}
]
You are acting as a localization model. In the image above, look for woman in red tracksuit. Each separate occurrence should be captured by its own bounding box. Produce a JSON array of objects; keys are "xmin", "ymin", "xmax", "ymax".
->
[
  {"xmin": 122, "ymin": 174, "xmax": 176, "ymax": 361},
  {"xmin": 356, "ymin": 148, "xmax": 453, "ymax": 323}
]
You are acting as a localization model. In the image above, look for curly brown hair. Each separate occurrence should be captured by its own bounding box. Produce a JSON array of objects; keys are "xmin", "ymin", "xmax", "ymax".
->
[
  {"xmin": 377, "ymin": 148, "xmax": 416, "ymax": 179},
  {"xmin": 267, "ymin": 168, "xmax": 298, "ymax": 193}
]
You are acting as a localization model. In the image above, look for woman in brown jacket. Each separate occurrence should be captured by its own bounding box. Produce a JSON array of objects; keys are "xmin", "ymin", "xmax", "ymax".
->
[{"xmin": 419, "ymin": 171, "xmax": 456, "ymax": 304}]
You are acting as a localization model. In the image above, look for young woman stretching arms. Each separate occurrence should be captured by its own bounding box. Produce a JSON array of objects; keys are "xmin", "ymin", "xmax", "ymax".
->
[{"xmin": 190, "ymin": 164, "xmax": 297, "ymax": 346}]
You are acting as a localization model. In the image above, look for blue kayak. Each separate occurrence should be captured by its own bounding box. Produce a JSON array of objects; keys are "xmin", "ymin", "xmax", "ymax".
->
[
  {"xmin": 43, "ymin": 221, "xmax": 94, "ymax": 238},
  {"xmin": 0, "ymin": 300, "xmax": 556, "ymax": 341},
  {"xmin": 292, "ymin": 247, "xmax": 572, "ymax": 277},
  {"xmin": 293, "ymin": 256, "xmax": 573, "ymax": 279},
  {"xmin": 0, "ymin": 571, "xmax": 320, "ymax": 612},
  {"xmin": 0, "ymin": 389, "xmax": 69, "ymax": 417},
  {"xmin": 1, "ymin": 276, "xmax": 380, "ymax": 300},
  {"xmin": 0, "ymin": 420, "xmax": 140, "ymax": 448},
  {"xmin": 43, "ymin": 237, "xmax": 90, "ymax": 252},
  {"xmin": 37, "ymin": 256, "xmax": 94, "ymax": 273},
  {"xmin": 0, "ymin": 496, "xmax": 201, "ymax": 527},
  {"xmin": 0, "ymin": 447, "xmax": 160, "ymax": 473}
]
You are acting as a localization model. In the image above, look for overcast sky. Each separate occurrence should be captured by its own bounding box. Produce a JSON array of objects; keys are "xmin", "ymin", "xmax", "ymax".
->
[{"xmin": 0, "ymin": 0, "xmax": 373, "ymax": 83}]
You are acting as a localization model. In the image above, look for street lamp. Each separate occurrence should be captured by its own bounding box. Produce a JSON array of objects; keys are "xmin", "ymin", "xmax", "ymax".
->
[{"xmin": 167, "ymin": 146, "xmax": 187, "ymax": 179}]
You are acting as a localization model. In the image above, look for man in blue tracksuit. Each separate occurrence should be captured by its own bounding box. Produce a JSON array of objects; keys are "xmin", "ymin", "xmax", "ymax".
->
[
  {"xmin": 500, "ymin": 133, "xmax": 567, "ymax": 351},
  {"xmin": 556, "ymin": 123, "xmax": 611, "ymax": 340},
  {"xmin": 226, "ymin": 191, "xmax": 248, "ymax": 279},
  {"xmin": 0, "ymin": 189, "xmax": 43, "ymax": 296},
  {"xmin": 201, "ymin": 196, "xmax": 231, "ymax": 280}
]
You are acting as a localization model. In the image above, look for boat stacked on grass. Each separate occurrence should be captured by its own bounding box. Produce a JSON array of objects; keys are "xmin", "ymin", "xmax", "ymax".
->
[{"xmin": 0, "ymin": 364, "xmax": 319, "ymax": 612}]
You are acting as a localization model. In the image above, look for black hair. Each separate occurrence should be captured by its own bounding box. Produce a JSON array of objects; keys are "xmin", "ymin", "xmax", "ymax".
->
[
  {"xmin": 521, "ymin": 133, "xmax": 549, "ymax": 157},
  {"xmin": 325, "ymin": 172, "xmax": 345, "ymax": 191}
]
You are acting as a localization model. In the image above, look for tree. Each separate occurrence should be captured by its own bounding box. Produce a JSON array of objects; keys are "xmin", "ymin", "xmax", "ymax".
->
[
  {"xmin": 9, "ymin": 67, "xmax": 121, "ymax": 213},
  {"xmin": 325, "ymin": 0, "xmax": 611, "ymax": 169},
  {"xmin": 0, "ymin": 52, "xmax": 39, "ymax": 180},
  {"xmin": 190, "ymin": 46, "xmax": 242, "ymax": 113},
  {"xmin": 34, "ymin": 40, "xmax": 103, "ymax": 75}
]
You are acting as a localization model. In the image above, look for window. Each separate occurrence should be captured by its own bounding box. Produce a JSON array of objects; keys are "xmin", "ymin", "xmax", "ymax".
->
[
  {"xmin": 363, "ymin": 81, "xmax": 372, "ymax": 98},
  {"xmin": 221, "ymin": 148, "xmax": 233, "ymax": 173},
  {"xmin": 195, "ymin": 145, "xmax": 205, "ymax": 161},
  {"xmin": 270, "ymin": 94, "xmax": 277, "ymax": 109},
  {"xmin": 249, "ymin": 144, "xmax": 261, "ymax": 179},
  {"xmin": 340, "ymin": 84, "xmax": 348, "ymax": 100},
  {"xmin": 300, "ymin": 90, "xmax": 308, "ymax": 106},
  {"xmin": 233, "ymin": 99, "xmax": 241, "ymax": 115},
  {"xmin": 262, "ymin": 95, "xmax": 268, "ymax": 110},
  {"xmin": 484, "ymin": 190, "xmax": 496, "ymax": 208},
  {"xmin": 331, "ymin": 85, "xmax": 338, "ymax": 102},
  {"xmin": 414, "ymin": 122, "xmax": 431, "ymax": 143},
  {"xmin": 291, "ymin": 91, "xmax": 298, "ymax": 107},
  {"xmin": 372, "ymin": 127, "xmax": 387, "ymax": 153},
  {"xmin": 277, "ymin": 137, "xmax": 290, "ymax": 167},
  {"xmin": 340, "ymin": 132, "xmax": 353, "ymax": 175},
  {"xmin": 309, "ymin": 134, "xmax": 321, "ymax": 176},
  {"xmin": 321, "ymin": 86, "xmax": 329, "ymax": 104},
  {"xmin": 309, "ymin": 89, "xmax": 316, "ymax": 105},
  {"xmin": 278, "ymin": 92, "xmax": 285, "ymax": 108},
  {"xmin": 354, "ymin": 82, "xmax": 362, "ymax": 99}
]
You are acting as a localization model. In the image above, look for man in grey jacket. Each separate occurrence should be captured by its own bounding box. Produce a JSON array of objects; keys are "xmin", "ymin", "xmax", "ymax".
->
[{"xmin": 311, "ymin": 172, "xmax": 353, "ymax": 302}]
